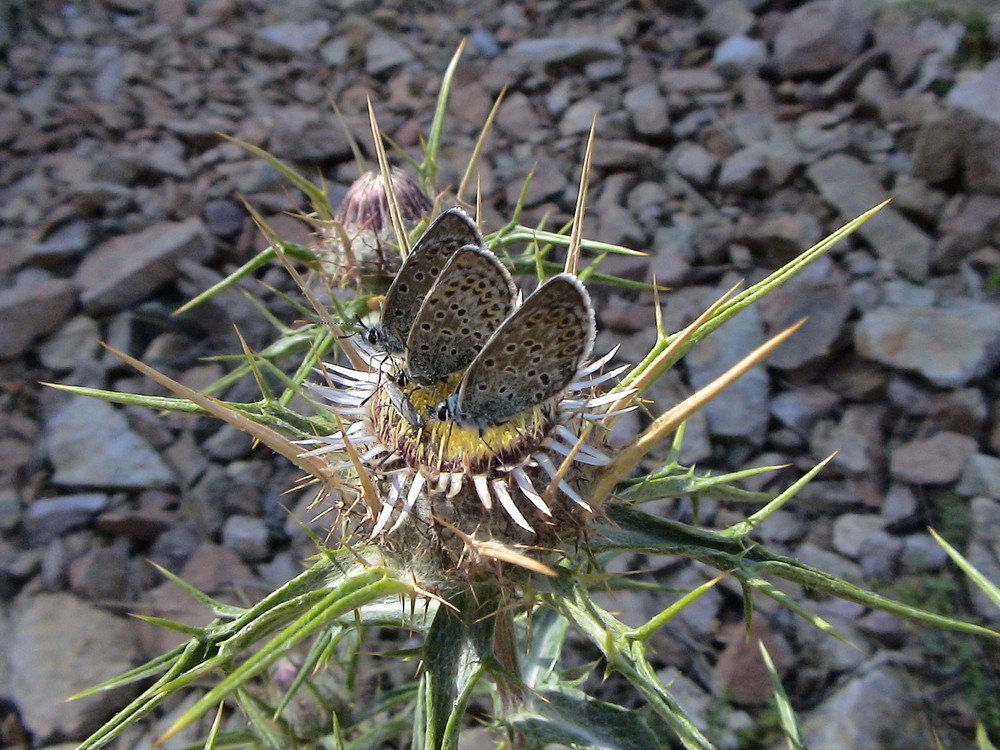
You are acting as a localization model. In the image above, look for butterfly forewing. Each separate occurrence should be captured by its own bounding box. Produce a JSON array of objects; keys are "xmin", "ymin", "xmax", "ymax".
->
[
  {"xmin": 406, "ymin": 246, "xmax": 518, "ymax": 386},
  {"xmin": 370, "ymin": 208, "xmax": 482, "ymax": 355},
  {"xmin": 454, "ymin": 274, "xmax": 595, "ymax": 428}
]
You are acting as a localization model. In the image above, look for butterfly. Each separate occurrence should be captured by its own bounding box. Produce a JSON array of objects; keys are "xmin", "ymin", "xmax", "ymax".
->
[
  {"xmin": 434, "ymin": 273, "xmax": 595, "ymax": 432},
  {"xmin": 363, "ymin": 207, "xmax": 482, "ymax": 361}
]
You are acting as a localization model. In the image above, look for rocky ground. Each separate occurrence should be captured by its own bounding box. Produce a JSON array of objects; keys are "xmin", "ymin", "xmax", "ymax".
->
[{"xmin": 2, "ymin": 0, "xmax": 1000, "ymax": 748}]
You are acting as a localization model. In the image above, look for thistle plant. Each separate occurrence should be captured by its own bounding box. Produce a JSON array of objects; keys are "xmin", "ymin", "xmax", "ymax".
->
[{"xmin": 55, "ymin": 44, "xmax": 1000, "ymax": 750}]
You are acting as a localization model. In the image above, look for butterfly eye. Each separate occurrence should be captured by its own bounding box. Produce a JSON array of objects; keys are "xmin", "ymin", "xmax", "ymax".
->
[
  {"xmin": 365, "ymin": 329, "xmax": 380, "ymax": 345},
  {"xmin": 435, "ymin": 401, "xmax": 450, "ymax": 421}
]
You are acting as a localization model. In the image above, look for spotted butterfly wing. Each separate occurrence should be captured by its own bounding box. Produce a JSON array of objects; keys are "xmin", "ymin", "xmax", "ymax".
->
[
  {"xmin": 366, "ymin": 208, "xmax": 481, "ymax": 356},
  {"xmin": 446, "ymin": 274, "xmax": 595, "ymax": 430},
  {"xmin": 405, "ymin": 246, "xmax": 518, "ymax": 386}
]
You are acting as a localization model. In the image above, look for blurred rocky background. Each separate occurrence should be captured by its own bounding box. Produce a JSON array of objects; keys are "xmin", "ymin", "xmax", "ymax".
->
[{"xmin": 1, "ymin": 0, "xmax": 999, "ymax": 747}]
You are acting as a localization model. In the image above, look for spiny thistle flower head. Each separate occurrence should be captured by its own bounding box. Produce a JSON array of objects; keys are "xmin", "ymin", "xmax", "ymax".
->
[
  {"xmin": 314, "ymin": 167, "xmax": 433, "ymax": 288},
  {"xmin": 303, "ymin": 208, "xmax": 630, "ymax": 584}
]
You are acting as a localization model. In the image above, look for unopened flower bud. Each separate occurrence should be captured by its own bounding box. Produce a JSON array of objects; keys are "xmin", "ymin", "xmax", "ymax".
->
[{"xmin": 315, "ymin": 168, "xmax": 432, "ymax": 290}]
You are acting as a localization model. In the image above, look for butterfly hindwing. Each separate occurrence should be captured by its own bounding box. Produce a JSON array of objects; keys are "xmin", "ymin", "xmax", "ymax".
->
[
  {"xmin": 405, "ymin": 246, "xmax": 518, "ymax": 386},
  {"xmin": 449, "ymin": 274, "xmax": 595, "ymax": 429}
]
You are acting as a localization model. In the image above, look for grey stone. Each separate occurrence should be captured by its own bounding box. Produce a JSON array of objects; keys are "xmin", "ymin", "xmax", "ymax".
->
[
  {"xmin": 203, "ymin": 199, "xmax": 245, "ymax": 238},
  {"xmin": 832, "ymin": 513, "xmax": 886, "ymax": 559},
  {"xmin": 956, "ymin": 453, "xmax": 1000, "ymax": 498},
  {"xmin": 891, "ymin": 174, "xmax": 947, "ymax": 225},
  {"xmin": 873, "ymin": 15, "xmax": 927, "ymax": 86},
  {"xmin": 933, "ymin": 194, "xmax": 1000, "ymax": 271},
  {"xmin": 882, "ymin": 280, "xmax": 936, "ymax": 308},
  {"xmin": 713, "ymin": 35, "xmax": 767, "ymax": 78},
  {"xmin": 23, "ymin": 219, "xmax": 93, "ymax": 264},
  {"xmin": 685, "ymin": 295, "xmax": 769, "ymax": 444},
  {"xmin": 800, "ymin": 666, "xmax": 928, "ymax": 750},
  {"xmin": 659, "ymin": 67, "xmax": 725, "ymax": 93},
  {"xmin": 771, "ymin": 386, "xmax": 839, "ymax": 434},
  {"xmin": 0, "ymin": 279, "xmax": 76, "ymax": 358},
  {"xmin": 808, "ymin": 155, "xmax": 933, "ymax": 280},
  {"xmin": 856, "ymin": 68, "xmax": 901, "ymax": 124},
  {"xmin": 496, "ymin": 91, "xmax": 541, "ymax": 139},
  {"xmin": 795, "ymin": 541, "xmax": 861, "ymax": 584},
  {"xmin": 256, "ymin": 19, "xmax": 331, "ymax": 55},
  {"xmin": 627, "ymin": 181, "xmax": 670, "ymax": 232},
  {"xmin": 365, "ymin": 33, "xmax": 414, "ymax": 75},
  {"xmin": 650, "ymin": 226, "xmax": 693, "ymax": 285},
  {"xmin": 24, "ymin": 493, "xmax": 109, "ymax": 545},
  {"xmin": 757, "ymin": 256, "xmax": 850, "ymax": 369},
  {"xmin": 506, "ymin": 36, "xmax": 622, "ymax": 67},
  {"xmin": 204, "ymin": 423, "xmax": 254, "ymax": 461},
  {"xmin": 37, "ymin": 315, "xmax": 100, "ymax": 370},
  {"xmin": 44, "ymin": 397, "xmax": 176, "ymax": 489},
  {"xmin": 585, "ymin": 58, "xmax": 625, "ymax": 81},
  {"xmin": 644, "ymin": 369, "xmax": 712, "ymax": 465},
  {"xmin": 759, "ymin": 509, "xmax": 806, "ymax": 544},
  {"xmin": 589, "ymin": 140, "xmax": 662, "ymax": 171},
  {"xmin": 855, "ymin": 303, "xmax": 1000, "ymax": 387},
  {"xmin": 820, "ymin": 48, "xmax": 885, "ymax": 102},
  {"xmin": 672, "ymin": 142, "xmax": 718, "ymax": 187},
  {"xmin": 881, "ymin": 483, "xmax": 918, "ymax": 524},
  {"xmin": 8, "ymin": 593, "xmax": 141, "ymax": 742},
  {"xmin": 596, "ymin": 193, "xmax": 646, "ymax": 249},
  {"xmin": 559, "ymin": 98, "xmax": 603, "ymax": 137},
  {"xmin": 900, "ymin": 532, "xmax": 948, "ymax": 574},
  {"xmin": 927, "ymin": 388, "xmax": 988, "ymax": 436},
  {"xmin": 75, "ymin": 219, "xmax": 210, "ymax": 313},
  {"xmin": 0, "ymin": 490, "xmax": 19, "ymax": 532},
  {"xmin": 889, "ymin": 431, "xmax": 978, "ymax": 485},
  {"xmin": 319, "ymin": 37, "xmax": 349, "ymax": 66},
  {"xmin": 717, "ymin": 145, "xmax": 768, "ymax": 193},
  {"xmin": 468, "ymin": 28, "xmax": 501, "ymax": 59},
  {"xmin": 740, "ymin": 211, "xmax": 822, "ymax": 266},
  {"xmin": 257, "ymin": 551, "xmax": 302, "ymax": 589},
  {"xmin": 913, "ymin": 60, "xmax": 1000, "ymax": 196},
  {"xmin": 623, "ymin": 83, "xmax": 670, "ymax": 138},
  {"xmin": 503, "ymin": 157, "xmax": 568, "ymax": 207},
  {"xmin": 661, "ymin": 566, "xmax": 724, "ymax": 637},
  {"xmin": 701, "ymin": 0, "xmax": 754, "ymax": 41},
  {"xmin": 268, "ymin": 106, "xmax": 353, "ymax": 163},
  {"xmin": 774, "ymin": 0, "xmax": 872, "ymax": 77},
  {"xmin": 68, "ymin": 546, "xmax": 130, "ymax": 601},
  {"xmin": 221, "ymin": 515, "xmax": 271, "ymax": 562},
  {"xmin": 943, "ymin": 59, "xmax": 1000, "ymax": 194},
  {"xmin": 810, "ymin": 406, "xmax": 884, "ymax": 477},
  {"xmin": 858, "ymin": 530, "xmax": 903, "ymax": 581}
]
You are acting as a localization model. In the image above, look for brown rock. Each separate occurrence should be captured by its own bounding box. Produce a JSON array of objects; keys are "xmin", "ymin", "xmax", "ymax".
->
[
  {"xmin": 933, "ymin": 194, "xmax": 1000, "ymax": 271},
  {"xmin": 774, "ymin": 0, "xmax": 872, "ymax": 77},
  {"xmin": 807, "ymin": 154, "xmax": 933, "ymax": 280},
  {"xmin": 9, "ymin": 594, "xmax": 140, "ymax": 742},
  {"xmin": 855, "ymin": 303, "xmax": 1000, "ymax": 387},
  {"xmin": 890, "ymin": 431, "xmax": 978, "ymax": 484},
  {"xmin": 75, "ymin": 219, "xmax": 211, "ymax": 313},
  {"xmin": 713, "ymin": 618, "xmax": 794, "ymax": 706},
  {"xmin": 811, "ymin": 406, "xmax": 886, "ymax": 476},
  {"xmin": 758, "ymin": 256, "xmax": 850, "ymax": 369},
  {"xmin": 0, "ymin": 279, "xmax": 76, "ymax": 359}
]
